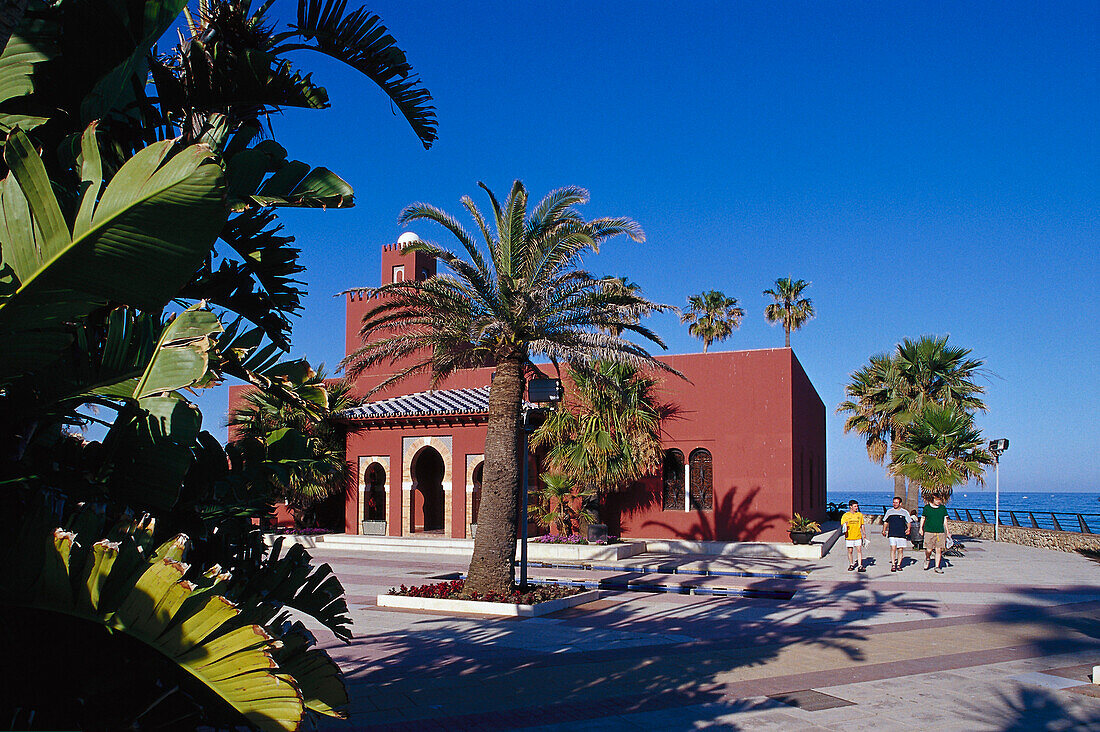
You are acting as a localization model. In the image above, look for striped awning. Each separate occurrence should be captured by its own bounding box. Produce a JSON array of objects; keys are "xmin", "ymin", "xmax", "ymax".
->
[{"xmin": 340, "ymin": 386, "xmax": 495, "ymax": 420}]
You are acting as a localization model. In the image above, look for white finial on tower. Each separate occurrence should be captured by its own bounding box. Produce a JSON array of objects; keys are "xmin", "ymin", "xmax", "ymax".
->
[{"xmin": 397, "ymin": 231, "xmax": 419, "ymax": 246}]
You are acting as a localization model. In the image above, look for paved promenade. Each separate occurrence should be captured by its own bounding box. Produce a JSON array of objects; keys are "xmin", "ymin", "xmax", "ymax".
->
[{"xmin": 310, "ymin": 533, "xmax": 1100, "ymax": 730}]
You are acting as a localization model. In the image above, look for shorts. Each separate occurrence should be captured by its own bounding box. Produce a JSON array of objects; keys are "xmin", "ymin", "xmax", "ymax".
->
[
  {"xmin": 888, "ymin": 536, "xmax": 908, "ymax": 548},
  {"xmin": 845, "ymin": 539, "xmax": 863, "ymax": 548},
  {"xmin": 925, "ymin": 532, "xmax": 946, "ymax": 551}
]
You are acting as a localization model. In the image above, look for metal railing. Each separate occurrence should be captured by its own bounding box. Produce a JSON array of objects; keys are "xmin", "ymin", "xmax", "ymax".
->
[{"xmin": 865, "ymin": 505, "xmax": 1100, "ymax": 534}]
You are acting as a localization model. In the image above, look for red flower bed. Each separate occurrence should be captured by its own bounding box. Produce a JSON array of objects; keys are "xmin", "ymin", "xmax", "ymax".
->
[{"xmin": 388, "ymin": 579, "xmax": 583, "ymax": 604}]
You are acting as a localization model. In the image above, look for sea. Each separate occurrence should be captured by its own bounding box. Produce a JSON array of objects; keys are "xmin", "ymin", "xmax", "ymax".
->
[{"xmin": 827, "ymin": 490, "xmax": 1100, "ymax": 531}]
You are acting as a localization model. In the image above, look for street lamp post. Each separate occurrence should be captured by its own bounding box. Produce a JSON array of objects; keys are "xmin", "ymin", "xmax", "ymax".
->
[
  {"xmin": 518, "ymin": 378, "xmax": 562, "ymax": 590},
  {"xmin": 989, "ymin": 438, "xmax": 1009, "ymax": 541}
]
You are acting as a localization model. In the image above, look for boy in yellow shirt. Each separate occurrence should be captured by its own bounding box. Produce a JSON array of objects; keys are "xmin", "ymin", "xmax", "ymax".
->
[{"xmin": 841, "ymin": 500, "xmax": 867, "ymax": 572}]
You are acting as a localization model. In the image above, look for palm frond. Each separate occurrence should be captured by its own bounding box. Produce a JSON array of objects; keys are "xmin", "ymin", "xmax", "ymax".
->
[{"xmin": 275, "ymin": 0, "xmax": 436, "ymax": 148}]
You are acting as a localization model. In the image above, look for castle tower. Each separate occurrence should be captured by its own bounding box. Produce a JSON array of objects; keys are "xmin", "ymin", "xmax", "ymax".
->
[
  {"xmin": 344, "ymin": 232, "xmax": 438, "ymax": 379},
  {"xmin": 381, "ymin": 231, "xmax": 436, "ymax": 284}
]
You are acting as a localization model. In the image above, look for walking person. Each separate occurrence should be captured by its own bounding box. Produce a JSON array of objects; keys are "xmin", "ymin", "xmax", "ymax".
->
[
  {"xmin": 920, "ymin": 495, "xmax": 951, "ymax": 573},
  {"xmin": 841, "ymin": 500, "xmax": 867, "ymax": 572},
  {"xmin": 882, "ymin": 496, "xmax": 912, "ymax": 572}
]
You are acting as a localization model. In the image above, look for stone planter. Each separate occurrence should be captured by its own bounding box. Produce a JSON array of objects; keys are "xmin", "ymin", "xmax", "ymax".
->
[
  {"xmin": 587, "ymin": 523, "xmax": 609, "ymax": 543},
  {"xmin": 789, "ymin": 530, "xmax": 815, "ymax": 545},
  {"xmin": 361, "ymin": 520, "xmax": 387, "ymax": 536}
]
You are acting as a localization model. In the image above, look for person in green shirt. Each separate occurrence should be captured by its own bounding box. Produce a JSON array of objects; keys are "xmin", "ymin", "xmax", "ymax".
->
[{"xmin": 919, "ymin": 496, "xmax": 951, "ymax": 573}]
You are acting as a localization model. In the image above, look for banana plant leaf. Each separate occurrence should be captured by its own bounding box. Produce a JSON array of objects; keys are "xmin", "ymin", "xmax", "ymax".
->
[
  {"xmin": 104, "ymin": 394, "xmax": 203, "ymax": 513},
  {"xmin": 213, "ymin": 317, "xmax": 328, "ymax": 420},
  {"xmin": 0, "ymin": 8, "xmax": 57, "ymax": 134},
  {"xmin": 78, "ymin": 0, "xmax": 187, "ymax": 125},
  {"xmin": 0, "ymin": 512, "xmax": 338, "ymax": 731},
  {"xmin": 226, "ymin": 139, "xmax": 353, "ymax": 211},
  {"xmin": 234, "ymin": 537, "xmax": 352, "ymax": 642},
  {"xmin": 0, "ymin": 127, "xmax": 226, "ymax": 381},
  {"xmin": 132, "ymin": 303, "xmax": 224, "ymax": 399}
]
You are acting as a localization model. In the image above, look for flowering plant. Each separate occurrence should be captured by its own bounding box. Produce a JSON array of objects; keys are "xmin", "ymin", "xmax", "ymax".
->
[
  {"xmin": 388, "ymin": 579, "xmax": 582, "ymax": 604},
  {"xmin": 532, "ymin": 533, "xmax": 619, "ymax": 545}
]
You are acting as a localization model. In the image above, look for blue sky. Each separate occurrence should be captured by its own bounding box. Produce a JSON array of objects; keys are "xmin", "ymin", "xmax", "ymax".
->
[{"xmin": 195, "ymin": 1, "xmax": 1098, "ymax": 493}]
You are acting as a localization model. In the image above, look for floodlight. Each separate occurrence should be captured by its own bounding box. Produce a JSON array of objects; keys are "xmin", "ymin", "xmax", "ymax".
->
[{"xmin": 528, "ymin": 378, "xmax": 562, "ymax": 404}]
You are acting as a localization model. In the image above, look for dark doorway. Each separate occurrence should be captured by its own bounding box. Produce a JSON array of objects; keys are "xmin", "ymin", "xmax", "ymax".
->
[
  {"xmin": 412, "ymin": 447, "xmax": 445, "ymax": 532},
  {"xmin": 364, "ymin": 462, "xmax": 386, "ymax": 521}
]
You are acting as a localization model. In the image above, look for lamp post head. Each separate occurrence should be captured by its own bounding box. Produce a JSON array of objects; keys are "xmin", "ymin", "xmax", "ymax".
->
[
  {"xmin": 989, "ymin": 438, "xmax": 1009, "ymax": 458},
  {"xmin": 528, "ymin": 378, "xmax": 563, "ymax": 404}
]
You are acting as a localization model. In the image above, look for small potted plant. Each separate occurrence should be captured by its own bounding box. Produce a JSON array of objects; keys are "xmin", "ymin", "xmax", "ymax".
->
[{"xmin": 788, "ymin": 514, "xmax": 821, "ymax": 545}]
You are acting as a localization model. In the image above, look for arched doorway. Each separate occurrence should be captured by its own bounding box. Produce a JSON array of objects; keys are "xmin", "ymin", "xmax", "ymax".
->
[
  {"xmin": 364, "ymin": 462, "xmax": 386, "ymax": 521},
  {"xmin": 411, "ymin": 446, "xmax": 445, "ymax": 532}
]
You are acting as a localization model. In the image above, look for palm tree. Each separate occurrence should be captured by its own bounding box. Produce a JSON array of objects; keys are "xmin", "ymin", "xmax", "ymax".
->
[
  {"xmin": 837, "ymin": 353, "xmax": 909, "ymax": 504},
  {"xmin": 763, "ymin": 277, "xmax": 815, "ymax": 347},
  {"xmin": 891, "ymin": 335, "xmax": 988, "ymax": 419},
  {"xmin": 680, "ymin": 290, "xmax": 744, "ymax": 353},
  {"xmin": 229, "ymin": 368, "xmax": 364, "ymax": 527},
  {"xmin": 531, "ymin": 360, "xmax": 671, "ymax": 505},
  {"xmin": 341, "ymin": 181, "xmax": 673, "ymax": 594},
  {"xmin": 528, "ymin": 473, "xmax": 596, "ymax": 536},
  {"xmin": 838, "ymin": 335, "xmax": 988, "ymax": 509},
  {"xmin": 892, "ymin": 403, "xmax": 993, "ymax": 503},
  {"xmin": 599, "ymin": 277, "xmax": 674, "ymax": 336}
]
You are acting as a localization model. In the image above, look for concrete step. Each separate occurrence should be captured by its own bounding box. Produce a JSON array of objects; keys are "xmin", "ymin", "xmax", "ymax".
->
[
  {"xmin": 268, "ymin": 527, "xmax": 841, "ymax": 561},
  {"xmin": 320, "ymin": 533, "xmax": 474, "ymax": 555}
]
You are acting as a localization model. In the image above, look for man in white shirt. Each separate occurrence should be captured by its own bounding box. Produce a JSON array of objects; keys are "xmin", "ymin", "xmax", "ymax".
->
[{"xmin": 882, "ymin": 496, "xmax": 912, "ymax": 572}]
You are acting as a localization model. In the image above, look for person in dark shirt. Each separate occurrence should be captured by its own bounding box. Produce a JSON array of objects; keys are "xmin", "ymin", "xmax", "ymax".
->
[{"xmin": 881, "ymin": 496, "xmax": 912, "ymax": 572}]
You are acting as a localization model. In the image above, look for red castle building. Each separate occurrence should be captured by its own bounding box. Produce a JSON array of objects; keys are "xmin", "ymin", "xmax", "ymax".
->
[{"xmin": 236, "ymin": 237, "xmax": 827, "ymax": 543}]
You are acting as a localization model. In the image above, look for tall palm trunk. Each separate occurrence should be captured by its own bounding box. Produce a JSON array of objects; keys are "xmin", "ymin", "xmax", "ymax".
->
[
  {"xmin": 785, "ymin": 325, "xmax": 791, "ymax": 348},
  {"xmin": 894, "ymin": 474, "xmax": 907, "ymax": 508},
  {"xmin": 465, "ymin": 355, "xmax": 524, "ymax": 594}
]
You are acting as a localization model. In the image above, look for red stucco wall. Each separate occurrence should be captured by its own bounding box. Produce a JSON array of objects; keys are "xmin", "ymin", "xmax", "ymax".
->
[
  {"xmin": 233, "ymin": 243, "xmax": 828, "ymax": 543},
  {"xmin": 601, "ymin": 349, "xmax": 823, "ymax": 543}
]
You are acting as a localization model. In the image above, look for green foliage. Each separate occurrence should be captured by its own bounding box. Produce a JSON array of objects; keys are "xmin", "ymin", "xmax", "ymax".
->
[
  {"xmin": 532, "ymin": 360, "xmax": 671, "ymax": 498},
  {"xmin": 838, "ymin": 335, "xmax": 989, "ymax": 505},
  {"xmin": 528, "ymin": 473, "xmax": 596, "ymax": 536},
  {"xmin": 343, "ymin": 181, "xmax": 669, "ymax": 386},
  {"xmin": 230, "ymin": 368, "xmax": 364, "ymax": 519},
  {"xmin": 788, "ymin": 513, "xmax": 821, "ymax": 533},
  {"xmin": 0, "ymin": 0, "xmax": 437, "ymax": 727},
  {"xmin": 892, "ymin": 403, "xmax": 993, "ymax": 502},
  {"xmin": 763, "ymin": 277, "xmax": 814, "ymax": 347},
  {"xmin": 0, "ymin": 127, "xmax": 225, "ymax": 377},
  {"xmin": 1, "ymin": 506, "xmax": 347, "ymax": 730},
  {"xmin": 680, "ymin": 289, "xmax": 744, "ymax": 353}
]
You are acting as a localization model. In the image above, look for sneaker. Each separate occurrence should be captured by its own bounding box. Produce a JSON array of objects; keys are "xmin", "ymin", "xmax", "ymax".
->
[
  {"xmin": 857, "ymin": 565, "xmax": 867, "ymax": 573},
  {"xmin": 924, "ymin": 564, "xmax": 931, "ymax": 571},
  {"xmin": 848, "ymin": 564, "xmax": 856, "ymax": 571},
  {"xmin": 934, "ymin": 568, "xmax": 944, "ymax": 574}
]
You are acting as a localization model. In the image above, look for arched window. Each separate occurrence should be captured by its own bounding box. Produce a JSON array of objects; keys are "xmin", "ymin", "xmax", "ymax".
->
[
  {"xmin": 471, "ymin": 462, "xmax": 484, "ymax": 524},
  {"xmin": 364, "ymin": 462, "xmax": 386, "ymax": 521},
  {"xmin": 689, "ymin": 448, "xmax": 713, "ymax": 511},
  {"xmin": 662, "ymin": 449, "xmax": 685, "ymax": 510}
]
